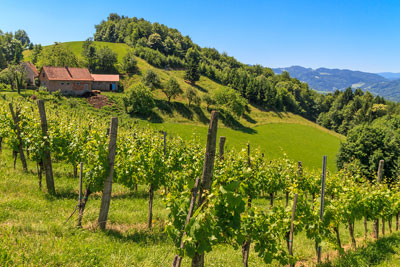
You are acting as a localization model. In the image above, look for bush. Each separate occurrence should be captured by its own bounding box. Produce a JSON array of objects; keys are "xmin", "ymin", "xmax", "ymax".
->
[
  {"xmin": 142, "ymin": 69, "xmax": 161, "ymax": 90},
  {"xmin": 123, "ymin": 84, "xmax": 155, "ymax": 116},
  {"xmin": 185, "ymin": 87, "xmax": 201, "ymax": 106},
  {"xmin": 121, "ymin": 49, "xmax": 138, "ymax": 74},
  {"xmin": 213, "ymin": 87, "xmax": 247, "ymax": 117}
]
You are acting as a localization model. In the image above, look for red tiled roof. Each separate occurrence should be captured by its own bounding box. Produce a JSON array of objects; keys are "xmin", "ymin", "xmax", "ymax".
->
[
  {"xmin": 42, "ymin": 66, "xmax": 94, "ymax": 81},
  {"xmin": 23, "ymin": 62, "xmax": 39, "ymax": 76},
  {"xmin": 91, "ymin": 74, "xmax": 120, "ymax": 82}
]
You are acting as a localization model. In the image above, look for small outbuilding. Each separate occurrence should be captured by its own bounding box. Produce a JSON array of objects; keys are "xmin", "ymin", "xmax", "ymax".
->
[
  {"xmin": 22, "ymin": 62, "xmax": 39, "ymax": 88},
  {"xmin": 91, "ymin": 74, "xmax": 119, "ymax": 91}
]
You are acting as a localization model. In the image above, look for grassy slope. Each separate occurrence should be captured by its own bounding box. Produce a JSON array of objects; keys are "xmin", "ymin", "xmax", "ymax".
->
[
  {"xmin": 23, "ymin": 41, "xmax": 343, "ymax": 171},
  {"xmin": 2, "ymin": 147, "xmax": 399, "ymax": 267}
]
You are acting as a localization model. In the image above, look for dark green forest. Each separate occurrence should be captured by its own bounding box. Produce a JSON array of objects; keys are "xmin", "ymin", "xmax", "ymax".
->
[{"xmin": 93, "ymin": 14, "xmax": 398, "ymax": 135}]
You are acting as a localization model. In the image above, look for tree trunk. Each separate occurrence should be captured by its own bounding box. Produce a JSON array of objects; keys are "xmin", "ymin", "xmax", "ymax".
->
[
  {"xmin": 77, "ymin": 188, "xmax": 91, "ymax": 227},
  {"xmin": 334, "ymin": 225, "xmax": 342, "ymax": 250},
  {"xmin": 242, "ymin": 238, "xmax": 251, "ymax": 267},
  {"xmin": 191, "ymin": 254, "xmax": 204, "ymax": 267},
  {"xmin": 389, "ymin": 217, "xmax": 392, "ymax": 234},
  {"xmin": 382, "ymin": 218, "xmax": 385, "ymax": 236},
  {"xmin": 364, "ymin": 218, "xmax": 368, "ymax": 239},
  {"xmin": 13, "ymin": 151, "xmax": 17, "ymax": 169},
  {"xmin": 0, "ymin": 137, "xmax": 2, "ymax": 152},
  {"xmin": 374, "ymin": 219, "xmax": 379, "ymax": 239},
  {"xmin": 37, "ymin": 161, "xmax": 43, "ymax": 189},
  {"xmin": 348, "ymin": 220, "xmax": 356, "ymax": 249},
  {"xmin": 270, "ymin": 193, "xmax": 274, "ymax": 207},
  {"xmin": 73, "ymin": 164, "xmax": 78, "ymax": 178},
  {"xmin": 285, "ymin": 191, "xmax": 289, "ymax": 208},
  {"xmin": 148, "ymin": 184, "xmax": 154, "ymax": 229},
  {"xmin": 397, "ymin": 213, "xmax": 399, "ymax": 231}
]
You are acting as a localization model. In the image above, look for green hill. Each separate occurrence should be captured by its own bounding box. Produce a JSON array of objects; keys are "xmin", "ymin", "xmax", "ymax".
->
[{"xmin": 23, "ymin": 41, "xmax": 344, "ymax": 170}]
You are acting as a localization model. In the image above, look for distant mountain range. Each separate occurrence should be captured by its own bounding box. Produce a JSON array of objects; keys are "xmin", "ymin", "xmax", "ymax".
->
[{"xmin": 272, "ymin": 66, "xmax": 400, "ymax": 101}]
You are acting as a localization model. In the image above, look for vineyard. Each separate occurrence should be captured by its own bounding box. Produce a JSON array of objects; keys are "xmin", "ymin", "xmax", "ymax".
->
[{"xmin": 1, "ymin": 95, "xmax": 400, "ymax": 266}]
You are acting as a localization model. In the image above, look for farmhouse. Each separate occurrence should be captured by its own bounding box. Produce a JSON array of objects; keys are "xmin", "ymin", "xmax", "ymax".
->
[
  {"xmin": 22, "ymin": 62, "xmax": 39, "ymax": 88},
  {"xmin": 91, "ymin": 74, "xmax": 119, "ymax": 91},
  {"xmin": 39, "ymin": 66, "xmax": 94, "ymax": 96}
]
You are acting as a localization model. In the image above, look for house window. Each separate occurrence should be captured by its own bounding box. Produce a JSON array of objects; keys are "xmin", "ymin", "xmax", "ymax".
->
[
  {"xmin": 66, "ymin": 82, "xmax": 70, "ymax": 85},
  {"xmin": 76, "ymin": 82, "xmax": 80, "ymax": 85},
  {"xmin": 61, "ymin": 82, "xmax": 64, "ymax": 85},
  {"xmin": 42, "ymin": 72, "xmax": 45, "ymax": 78}
]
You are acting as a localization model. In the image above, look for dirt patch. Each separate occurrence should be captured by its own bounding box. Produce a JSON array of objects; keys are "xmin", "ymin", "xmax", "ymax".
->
[{"xmin": 87, "ymin": 95, "xmax": 113, "ymax": 109}]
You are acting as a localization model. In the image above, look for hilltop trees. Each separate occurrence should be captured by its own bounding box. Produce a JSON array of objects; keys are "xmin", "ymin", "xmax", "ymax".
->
[{"xmin": 184, "ymin": 47, "xmax": 200, "ymax": 85}]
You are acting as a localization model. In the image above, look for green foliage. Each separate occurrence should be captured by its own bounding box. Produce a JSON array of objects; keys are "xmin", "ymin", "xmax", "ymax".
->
[
  {"xmin": 120, "ymin": 49, "xmax": 138, "ymax": 74},
  {"xmin": 36, "ymin": 43, "xmax": 80, "ymax": 68},
  {"xmin": 185, "ymin": 87, "xmax": 200, "ymax": 106},
  {"xmin": 184, "ymin": 48, "xmax": 200, "ymax": 84},
  {"xmin": 337, "ymin": 123, "xmax": 400, "ymax": 181},
  {"xmin": 95, "ymin": 46, "xmax": 118, "ymax": 73},
  {"xmin": 213, "ymin": 87, "xmax": 247, "ymax": 117},
  {"xmin": 81, "ymin": 38, "xmax": 97, "ymax": 72},
  {"xmin": 162, "ymin": 77, "xmax": 182, "ymax": 102},
  {"xmin": 123, "ymin": 83, "xmax": 155, "ymax": 115},
  {"xmin": 142, "ymin": 69, "xmax": 161, "ymax": 89},
  {"xmin": 14, "ymin": 29, "xmax": 30, "ymax": 49}
]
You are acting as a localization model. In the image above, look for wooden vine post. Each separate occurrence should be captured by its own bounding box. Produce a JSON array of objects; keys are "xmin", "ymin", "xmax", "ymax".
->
[
  {"xmin": 191, "ymin": 111, "xmax": 219, "ymax": 267},
  {"xmin": 374, "ymin": 160, "xmax": 384, "ymax": 239},
  {"xmin": 288, "ymin": 194, "xmax": 298, "ymax": 267},
  {"xmin": 242, "ymin": 142, "xmax": 252, "ymax": 267},
  {"xmin": 219, "ymin": 136, "xmax": 226, "ymax": 161},
  {"xmin": 9, "ymin": 103, "xmax": 27, "ymax": 172},
  {"xmin": 98, "ymin": 117, "xmax": 118, "ymax": 230},
  {"xmin": 79, "ymin": 162, "xmax": 83, "ymax": 213},
  {"xmin": 37, "ymin": 100, "xmax": 55, "ymax": 194},
  {"xmin": 316, "ymin": 156, "xmax": 327, "ymax": 264}
]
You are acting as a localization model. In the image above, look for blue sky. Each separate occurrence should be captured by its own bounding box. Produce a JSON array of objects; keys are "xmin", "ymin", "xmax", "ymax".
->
[{"xmin": 1, "ymin": 0, "xmax": 399, "ymax": 73}]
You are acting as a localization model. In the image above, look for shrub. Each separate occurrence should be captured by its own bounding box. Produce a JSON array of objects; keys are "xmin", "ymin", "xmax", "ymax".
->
[
  {"xmin": 123, "ymin": 84, "xmax": 155, "ymax": 116},
  {"xmin": 185, "ymin": 87, "xmax": 201, "ymax": 106},
  {"xmin": 213, "ymin": 87, "xmax": 247, "ymax": 117},
  {"xmin": 121, "ymin": 49, "xmax": 138, "ymax": 74},
  {"xmin": 142, "ymin": 70, "xmax": 161, "ymax": 90}
]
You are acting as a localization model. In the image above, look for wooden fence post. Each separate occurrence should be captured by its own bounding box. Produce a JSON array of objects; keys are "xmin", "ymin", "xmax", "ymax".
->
[
  {"xmin": 288, "ymin": 194, "xmax": 298, "ymax": 267},
  {"xmin": 98, "ymin": 117, "xmax": 118, "ymax": 230},
  {"xmin": 219, "ymin": 136, "xmax": 226, "ymax": 161},
  {"xmin": 374, "ymin": 160, "xmax": 384, "ymax": 239},
  {"xmin": 79, "ymin": 162, "xmax": 83, "ymax": 210},
  {"xmin": 37, "ymin": 100, "xmax": 55, "ymax": 194},
  {"xmin": 316, "ymin": 156, "xmax": 327, "ymax": 264},
  {"xmin": 9, "ymin": 103, "xmax": 27, "ymax": 172},
  {"xmin": 191, "ymin": 111, "xmax": 219, "ymax": 267}
]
